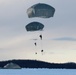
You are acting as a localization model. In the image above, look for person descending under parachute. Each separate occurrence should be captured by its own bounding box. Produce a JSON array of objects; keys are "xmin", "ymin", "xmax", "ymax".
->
[
  {"xmin": 26, "ymin": 3, "xmax": 55, "ymax": 55},
  {"xmin": 25, "ymin": 22, "xmax": 44, "ymax": 54}
]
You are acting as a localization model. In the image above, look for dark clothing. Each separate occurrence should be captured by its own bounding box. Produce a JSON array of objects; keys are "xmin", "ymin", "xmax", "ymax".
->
[
  {"xmin": 34, "ymin": 42, "xmax": 37, "ymax": 46},
  {"xmin": 39, "ymin": 35, "xmax": 42, "ymax": 40}
]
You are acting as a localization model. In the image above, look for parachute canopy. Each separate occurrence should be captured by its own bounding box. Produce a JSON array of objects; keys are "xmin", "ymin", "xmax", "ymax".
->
[
  {"xmin": 25, "ymin": 22, "xmax": 44, "ymax": 31},
  {"xmin": 27, "ymin": 3, "xmax": 55, "ymax": 18}
]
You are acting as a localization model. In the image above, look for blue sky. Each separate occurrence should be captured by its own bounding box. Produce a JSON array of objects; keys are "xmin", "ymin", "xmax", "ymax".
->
[{"xmin": 0, "ymin": 0, "xmax": 76, "ymax": 63}]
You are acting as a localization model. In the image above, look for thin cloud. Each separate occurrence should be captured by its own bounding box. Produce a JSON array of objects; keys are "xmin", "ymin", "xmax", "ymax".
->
[{"xmin": 53, "ymin": 37, "xmax": 76, "ymax": 41}]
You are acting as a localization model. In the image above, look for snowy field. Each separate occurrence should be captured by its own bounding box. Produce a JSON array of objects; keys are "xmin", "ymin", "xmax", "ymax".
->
[{"xmin": 0, "ymin": 69, "xmax": 76, "ymax": 75}]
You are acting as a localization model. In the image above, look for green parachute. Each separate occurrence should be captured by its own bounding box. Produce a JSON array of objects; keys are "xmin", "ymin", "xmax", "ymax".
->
[
  {"xmin": 27, "ymin": 3, "xmax": 55, "ymax": 18},
  {"xmin": 25, "ymin": 22, "xmax": 44, "ymax": 31}
]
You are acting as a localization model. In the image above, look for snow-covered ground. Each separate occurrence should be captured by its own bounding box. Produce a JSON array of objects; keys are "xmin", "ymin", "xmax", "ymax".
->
[{"xmin": 0, "ymin": 69, "xmax": 76, "ymax": 75}]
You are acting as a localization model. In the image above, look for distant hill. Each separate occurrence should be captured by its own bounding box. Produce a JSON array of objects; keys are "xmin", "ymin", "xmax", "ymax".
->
[{"xmin": 0, "ymin": 59, "xmax": 76, "ymax": 69}]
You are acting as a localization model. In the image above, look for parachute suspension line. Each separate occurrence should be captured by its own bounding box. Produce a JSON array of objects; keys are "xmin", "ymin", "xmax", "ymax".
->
[
  {"xmin": 40, "ymin": 36, "xmax": 42, "ymax": 48},
  {"xmin": 34, "ymin": 41, "xmax": 37, "ymax": 54},
  {"xmin": 34, "ymin": 33, "xmax": 39, "ymax": 55},
  {"xmin": 41, "ymin": 38, "xmax": 43, "ymax": 55},
  {"xmin": 39, "ymin": 33, "xmax": 44, "ymax": 55}
]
